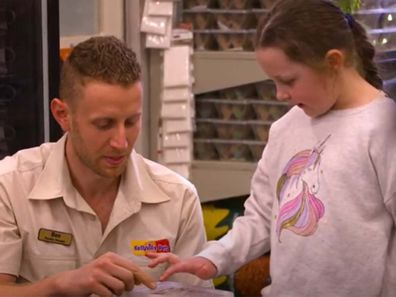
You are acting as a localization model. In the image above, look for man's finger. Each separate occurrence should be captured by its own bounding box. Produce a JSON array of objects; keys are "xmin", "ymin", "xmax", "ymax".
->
[{"xmin": 133, "ymin": 268, "xmax": 156, "ymax": 290}]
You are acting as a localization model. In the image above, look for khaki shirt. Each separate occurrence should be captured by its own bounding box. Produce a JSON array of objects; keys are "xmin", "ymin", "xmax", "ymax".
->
[{"xmin": 0, "ymin": 135, "xmax": 211, "ymax": 287}]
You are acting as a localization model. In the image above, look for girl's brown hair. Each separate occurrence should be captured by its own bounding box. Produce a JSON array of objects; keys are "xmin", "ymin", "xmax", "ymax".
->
[{"xmin": 255, "ymin": 0, "xmax": 382, "ymax": 89}]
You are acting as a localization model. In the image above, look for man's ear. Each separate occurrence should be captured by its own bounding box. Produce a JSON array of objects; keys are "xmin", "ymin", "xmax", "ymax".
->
[
  {"xmin": 50, "ymin": 98, "xmax": 71, "ymax": 132},
  {"xmin": 324, "ymin": 49, "xmax": 345, "ymax": 71}
]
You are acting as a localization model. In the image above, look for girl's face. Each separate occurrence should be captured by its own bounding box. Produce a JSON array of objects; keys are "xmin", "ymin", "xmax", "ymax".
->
[{"xmin": 256, "ymin": 47, "xmax": 337, "ymax": 118}]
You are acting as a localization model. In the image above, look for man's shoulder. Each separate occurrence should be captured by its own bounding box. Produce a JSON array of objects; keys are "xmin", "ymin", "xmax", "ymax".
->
[
  {"xmin": 0, "ymin": 142, "xmax": 55, "ymax": 177},
  {"xmin": 141, "ymin": 155, "xmax": 194, "ymax": 185},
  {"xmin": 133, "ymin": 153, "xmax": 196, "ymax": 193}
]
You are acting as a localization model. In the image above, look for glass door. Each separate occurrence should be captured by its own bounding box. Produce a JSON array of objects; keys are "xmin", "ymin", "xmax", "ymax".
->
[
  {"xmin": 0, "ymin": 0, "xmax": 59, "ymax": 159},
  {"xmin": 59, "ymin": 0, "xmax": 124, "ymax": 49}
]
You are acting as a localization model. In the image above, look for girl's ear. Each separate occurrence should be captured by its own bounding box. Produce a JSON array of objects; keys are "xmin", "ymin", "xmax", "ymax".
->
[
  {"xmin": 324, "ymin": 49, "xmax": 345, "ymax": 71},
  {"xmin": 50, "ymin": 98, "xmax": 71, "ymax": 132}
]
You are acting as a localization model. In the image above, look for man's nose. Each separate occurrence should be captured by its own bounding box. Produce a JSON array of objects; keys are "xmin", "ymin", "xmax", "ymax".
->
[{"xmin": 110, "ymin": 126, "xmax": 128, "ymax": 149}]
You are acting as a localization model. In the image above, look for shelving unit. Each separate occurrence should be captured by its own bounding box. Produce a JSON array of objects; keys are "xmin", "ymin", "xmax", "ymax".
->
[
  {"xmin": 148, "ymin": 49, "xmax": 264, "ymax": 202},
  {"xmin": 181, "ymin": 1, "xmax": 276, "ymax": 202},
  {"xmin": 192, "ymin": 51, "xmax": 265, "ymax": 94},
  {"xmin": 190, "ymin": 52, "xmax": 274, "ymax": 201},
  {"xmin": 147, "ymin": 2, "xmax": 269, "ymax": 195},
  {"xmin": 191, "ymin": 160, "xmax": 256, "ymax": 202}
]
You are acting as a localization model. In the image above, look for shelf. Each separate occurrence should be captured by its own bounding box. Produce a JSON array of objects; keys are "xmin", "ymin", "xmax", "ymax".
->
[
  {"xmin": 191, "ymin": 52, "xmax": 269, "ymax": 202},
  {"xmin": 191, "ymin": 160, "xmax": 256, "ymax": 202},
  {"xmin": 192, "ymin": 51, "xmax": 267, "ymax": 94},
  {"xmin": 356, "ymin": 8, "xmax": 396, "ymax": 14}
]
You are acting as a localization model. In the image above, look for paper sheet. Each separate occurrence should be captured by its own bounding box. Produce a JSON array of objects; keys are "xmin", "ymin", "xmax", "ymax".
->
[{"xmin": 128, "ymin": 281, "xmax": 234, "ymax": 297}]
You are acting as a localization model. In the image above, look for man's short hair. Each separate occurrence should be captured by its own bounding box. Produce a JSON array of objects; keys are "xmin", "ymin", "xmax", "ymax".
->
[{"xmin": 59, "ymin": 36, "xmax": 141, "ymax": 104}]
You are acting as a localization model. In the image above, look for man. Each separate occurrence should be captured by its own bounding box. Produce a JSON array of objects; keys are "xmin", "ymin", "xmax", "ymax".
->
[{"xmin": 0, "ymin": 36, "xmax": 211, "ymax": 296}]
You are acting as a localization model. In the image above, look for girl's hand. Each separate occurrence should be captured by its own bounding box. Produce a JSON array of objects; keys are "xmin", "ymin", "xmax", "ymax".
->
[{"xmin": 146, "ymin": 253, "xmax": 217, "ymax": 281}]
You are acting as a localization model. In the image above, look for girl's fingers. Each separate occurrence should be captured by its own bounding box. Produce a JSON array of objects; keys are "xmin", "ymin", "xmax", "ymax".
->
[
  {"xmin": 159, "ymin": 259, "xmax": 204, "ymax": 281},
  {"xmin": 145, "ymin": 252, "xmax": 180, "ymax": 268}
]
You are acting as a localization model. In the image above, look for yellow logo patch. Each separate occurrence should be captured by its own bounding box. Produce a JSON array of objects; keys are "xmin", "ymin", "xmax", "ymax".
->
[{"xmin": 130, "ymin": 239, "xmax": 170, "ymax": 256}]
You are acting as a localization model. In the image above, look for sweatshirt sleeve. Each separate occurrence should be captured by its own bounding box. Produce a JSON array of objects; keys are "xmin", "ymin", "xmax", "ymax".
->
[
  {"xmin": 170, "ymin": 185, "xmax": 213, "ymax": 288},
  {"xmin": 369, "ymin": 100, "xmax": 396, "ymax": 223},
  {"xmin": 198, "ymin": 146, "xmax": 274, "ymax": 276}
]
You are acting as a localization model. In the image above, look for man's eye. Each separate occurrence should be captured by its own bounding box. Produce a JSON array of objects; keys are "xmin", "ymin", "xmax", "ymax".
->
[
  {"xmin": 125, "ymin": 120, "xmax": 137, "ymax": 127},
  {"xmin": 126, "ymin": 116, "xmax": 140, "ymax": 127},
  {"xmin": 96, "ymin": 125, "xmax": 110, "ymax": 130},
  {"xmin": 94, "ymin": 121, "xmax": 112, "ymax": 130}
]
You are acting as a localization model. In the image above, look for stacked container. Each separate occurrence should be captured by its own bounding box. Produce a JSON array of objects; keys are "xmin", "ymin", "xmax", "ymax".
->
[
  {"xmin": 194, "ymin": 80, "xmax": 289, "ymax": 162},
  {"xmin": 181, "ymin": 0, "xmax": 289, "ymax": 163},
  {"xmin": 182, "ymin": 0, "xmax": 273, "ymax": 51},
  {"xmin": 160, "ymin": 44, "xmax": 195, "ymax": 178}
]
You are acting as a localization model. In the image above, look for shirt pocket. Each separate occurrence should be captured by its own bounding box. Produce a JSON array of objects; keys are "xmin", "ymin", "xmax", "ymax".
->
[{"xmin": 19, "ymin": 252, "xmax": 78, "ymax": 282}]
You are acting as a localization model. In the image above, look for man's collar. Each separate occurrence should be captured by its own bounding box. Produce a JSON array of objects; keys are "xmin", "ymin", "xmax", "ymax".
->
[
  {"xmin": 121, "ymin": 150, "xmax": 171, "ymax": 204},
  {"xmin": 28, "ymin": 134, "xmax": 68, "ymax": 201},
  {"xmin": 27, "ymin": 135, "xmax": 171, "ymax": 205}
]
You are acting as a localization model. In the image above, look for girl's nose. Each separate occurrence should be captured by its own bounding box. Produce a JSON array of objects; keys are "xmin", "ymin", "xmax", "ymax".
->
[{"xmin": 276, "ymin": 89, "xmax": 290, "ymax": 102}]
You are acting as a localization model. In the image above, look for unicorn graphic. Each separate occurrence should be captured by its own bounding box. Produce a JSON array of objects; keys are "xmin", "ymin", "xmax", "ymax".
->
[{"xmin": 275, "ymin": 135, "xmax": 330, "ymax": 240}]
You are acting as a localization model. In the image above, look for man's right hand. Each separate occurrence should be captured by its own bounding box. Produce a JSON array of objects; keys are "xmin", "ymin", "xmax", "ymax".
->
[
  {"xmin": 53, "ymin": 251, "xmax": 156, "ymax": 296},
  {"xmin": 146, "ymin": 253, "xmax": 217, "ymax": 282}
]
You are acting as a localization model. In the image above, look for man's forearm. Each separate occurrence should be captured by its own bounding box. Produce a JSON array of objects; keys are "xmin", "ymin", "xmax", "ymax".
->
[{"xmin": 0, "ymin": 276, "xmax": 60, "ymax": 297}]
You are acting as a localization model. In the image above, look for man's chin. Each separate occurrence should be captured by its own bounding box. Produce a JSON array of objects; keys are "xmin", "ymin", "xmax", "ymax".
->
[{"xmin": 97, "ymin": 166, "xmax": 126, "ymax": 179}]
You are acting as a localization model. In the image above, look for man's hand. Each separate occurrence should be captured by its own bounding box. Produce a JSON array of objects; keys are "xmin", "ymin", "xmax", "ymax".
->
[{"xmin": 53, "ymin": 252, "xmax": 156, "ymax": 296}]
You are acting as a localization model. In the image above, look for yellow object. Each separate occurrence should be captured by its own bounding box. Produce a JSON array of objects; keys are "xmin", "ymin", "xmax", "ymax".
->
[
  {"xmin": 213, "ymin": 275, "xmax": 228, "ymax": 287},
  {"xmin": 202, "ymin": 204, "xmax": 232, "ymax": 288},
  {"xmin": 130, "ymin": 240, "xmax": 158, "ymax": 256},
  {"xmin": 202, "ymin": 204, "xmax": 230, "ymax": 240},
  {"xmin": 130, "ymin": 239, "xmax": 170, "ymax": 256}
]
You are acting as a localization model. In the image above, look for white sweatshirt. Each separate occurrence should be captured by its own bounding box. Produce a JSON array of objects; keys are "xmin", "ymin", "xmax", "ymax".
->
[{"xmin": 199, "ymin": 95, "xmax": 396, "ymax": 297}]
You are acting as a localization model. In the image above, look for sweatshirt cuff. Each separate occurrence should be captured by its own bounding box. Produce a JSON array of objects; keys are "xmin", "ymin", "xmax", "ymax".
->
[{"xmin": 197, "ymin": 240, "xmax": 230, "ymax": 277}]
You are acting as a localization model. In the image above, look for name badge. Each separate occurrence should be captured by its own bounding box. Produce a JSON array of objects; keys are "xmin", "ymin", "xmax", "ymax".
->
[
  {"xmin": 38, "ymin": 228, "xmax": 73, "ymax": 246},
  {"xmin": 130, "ymin": 239, "xmax": 170, "ymax": 256}
]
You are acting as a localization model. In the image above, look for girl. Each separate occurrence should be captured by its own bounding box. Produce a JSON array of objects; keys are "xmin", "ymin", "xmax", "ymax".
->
[{"xmin": 148, "ymin": 0, "xmax": 396, "ymax": 296}]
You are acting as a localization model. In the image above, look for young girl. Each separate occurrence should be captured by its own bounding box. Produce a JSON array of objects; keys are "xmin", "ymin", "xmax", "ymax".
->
[{"xmin": 147, "ymin": 0, "xmax": 396, "ymax": 295}]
